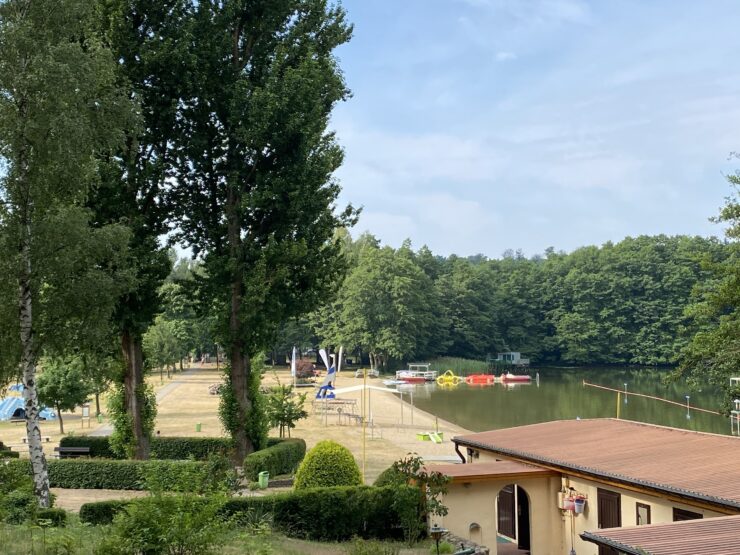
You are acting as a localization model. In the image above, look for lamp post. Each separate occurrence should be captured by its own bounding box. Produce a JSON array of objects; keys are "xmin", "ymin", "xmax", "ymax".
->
[
  {"xmin": 685, "ymin": 395, "xmax": 691, "ymax": 420},
  {"xmin": 430, "ymin": 523, "xmax": 447, "ymax": 555},
  {"xmin": 623, "ymin": 383, "xmax": 628, "ymax": 404}
]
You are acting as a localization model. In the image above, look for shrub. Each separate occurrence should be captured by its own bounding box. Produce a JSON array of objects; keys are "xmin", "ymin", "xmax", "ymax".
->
[
  {"xmin": 60, "ymin": 435, "xmax": 237, "ymax": 460},
  {"xmin": 79, "ymin": 500, "xmax": 130, "ymax": 525},
  {"xmin": 293, "ymin": 440, "xmax": 362, "ymax": 490},
  {"xmin": 373, "ymin": 465, "xmax": 407, "ymax": 488},
  {"xmin": 3, "ymin": 458, "xmax": 211, "ymax": 490},
  {"xmin": 0, "ymin": 489, "xmax": 37, "ymax": 524},
  {"xmin": 95, "ymin": 494, "xmax": 229, "ymax": 555},
  {"xmin": 347, "ymin": 538, "xmax": 401, "ymax": 555},
  {"xmin": 221, "ymin": 485, "xmax": 419, "ymax": 542},
  {"xmin": 243, "ymin": 438, "xmax": 306, "ymax": 481},
  {"xmin": 142, "ymin": 454, "xmax": 238, "ymax": 494},
  {"xmin": 59, "ymin": 435, "xmax": 118, "ymax": 458},
  {"xmin": 36, "ymin": 508, "xmax": 67, "ymax": 527},
  {"xmin": 0, "ymin": 450, "xmax": 19, "ymax": 459}
]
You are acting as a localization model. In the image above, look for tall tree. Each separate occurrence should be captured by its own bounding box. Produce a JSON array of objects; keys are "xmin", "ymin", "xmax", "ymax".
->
[
  {"xmin": 677, "ymin": 177, "xmax": 740, "ymax": 410},
  {"xmin": 37, "ymin": 356, "xmax": 92, "ymax": 435},
  {"xmin": 0, "ymin": 0, "xmax": 132, "ymax": 505},
  {"xmin": 91, "ymin": 0, "xmax": 190, "ymax": 459},
  {"xmin": 173, "ymin": 0, "xmax": 356, "ymax": 460}
]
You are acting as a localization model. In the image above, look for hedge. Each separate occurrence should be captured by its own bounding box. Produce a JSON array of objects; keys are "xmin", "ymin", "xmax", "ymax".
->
[
  {"xmin": 0, "ymin": 450, "xmax": 19, "ymax": 459},
  {"xmin": 221, "ymin": 485, "xmax": 420, "ymax": 541},
  {"xmin": 79, "ymin": 500, "xmax": 130, "ymax": 525},
  {"xmin": 59, "ymin": 436, "xmax": 285, "ymax": 460},
  {"xmin": 243, "ymin": 438, "xmax": 306, "ymax": 481},
  {"xmin": 81, "ymin": 485, "xmax": 421, "ymax": 541},
  {"xmin": 3, "ymin": 459, "xmax": 208, "ymax": 490},
  {"xmin": 36, "ymin": 508, "xmax": 67, "ymax": 527}
]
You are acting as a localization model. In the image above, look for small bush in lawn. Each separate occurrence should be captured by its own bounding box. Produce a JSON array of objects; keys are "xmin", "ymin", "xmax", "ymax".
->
[
  {"xmin": 0, "ymin": 489, "xmax": 37, "ymax": 524},
  {"xmin": 293, "ymin": 440, "xmax": 362, "ymax": 490},
  {"xmin": 373, "ymin": 465, "xmax": 407, "ymax": 487},
  {"xmin": 79, "ymin": 500, "xmax": 130, "ymax": 525},
  {"xmin": 429, "ymin": 541, "xmax": 455, "ymax": 554},
  {"xmin": 94, "ymin": 494, "xmax": 229, "ymax": 555},
  {"xmin": 243, "ymin": 438, "xmax": 306, "ymax": 481}
]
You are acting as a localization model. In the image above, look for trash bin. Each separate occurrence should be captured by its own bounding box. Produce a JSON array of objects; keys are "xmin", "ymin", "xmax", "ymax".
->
[
  {"xmin": 97, "ymin": 414, "xmax": 103, "ymax": 424},
  {"xmin": 195, "ymin": 423, "xmax": 201, "ymax": 432},
  {"xmin": 258, "ymin": 471, "xmax": 269, "ymax": 489}
]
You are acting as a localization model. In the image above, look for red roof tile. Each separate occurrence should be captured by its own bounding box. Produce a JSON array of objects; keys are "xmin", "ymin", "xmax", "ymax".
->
[
  {"xmin": 581, "ymin": 515, "xmax": 740, "ymax": 555},
  {"xmin": 454, "ymin": 419, "xmax": 740, "ymax": 509}
]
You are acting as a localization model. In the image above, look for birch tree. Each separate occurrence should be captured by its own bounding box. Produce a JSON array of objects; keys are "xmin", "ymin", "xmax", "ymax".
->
[{"xmin": 0, "ymin": 0, "xmax": 132, "ymax": 505}]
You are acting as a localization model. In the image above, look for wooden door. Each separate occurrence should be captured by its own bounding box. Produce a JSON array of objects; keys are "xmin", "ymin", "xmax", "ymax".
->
[
  {"xmin": 497, "ymin": 484, "xmax": 516, "ymax": 539},
  {"xmin": 597, "ymin": 489, "xmax": 621, "ymax": 555}
]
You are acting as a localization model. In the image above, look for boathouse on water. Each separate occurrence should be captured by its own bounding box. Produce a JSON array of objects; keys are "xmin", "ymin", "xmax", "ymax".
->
[{"xmin": 429, "ymin": 419, "xmax": 740, "ymax": 555}]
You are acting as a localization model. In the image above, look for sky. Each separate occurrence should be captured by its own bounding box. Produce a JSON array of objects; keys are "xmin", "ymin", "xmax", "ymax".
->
[{"xmin": 331, "ymin": 0, "xmax": 740, "ymax": 258}]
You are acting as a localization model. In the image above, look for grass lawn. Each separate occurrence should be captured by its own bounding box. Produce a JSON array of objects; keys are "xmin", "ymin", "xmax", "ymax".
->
[{"xmin": 0, "ymin": 522, "xmax": 433, "ymax": 554}]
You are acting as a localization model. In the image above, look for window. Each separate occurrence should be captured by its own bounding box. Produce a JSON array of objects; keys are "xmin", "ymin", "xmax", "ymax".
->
[
  {"xmin": 673, "ymin": 508, "xmax": 702, "ymax": 521},
  {"xmin": 636, "ymin": 503, "xmax": 651, "ymax": 525}
]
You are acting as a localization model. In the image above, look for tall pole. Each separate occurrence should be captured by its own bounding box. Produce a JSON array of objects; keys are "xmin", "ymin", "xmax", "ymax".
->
[{"xmin": 362, "ymin": 368, "xmax": 367, "ymax": 482}]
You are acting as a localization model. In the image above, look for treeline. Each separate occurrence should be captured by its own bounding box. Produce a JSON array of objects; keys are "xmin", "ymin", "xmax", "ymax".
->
[{"xmin": 289, "ymin": 233, "xmax": 729, "ymax": 368}]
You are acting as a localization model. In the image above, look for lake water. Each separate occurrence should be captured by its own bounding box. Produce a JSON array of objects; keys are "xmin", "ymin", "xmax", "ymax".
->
[{"xmin": 412, "ymin": 367, "xmax": 732, "ymax": 435}]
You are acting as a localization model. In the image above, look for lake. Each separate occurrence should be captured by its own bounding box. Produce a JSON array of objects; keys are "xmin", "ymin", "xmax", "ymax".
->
[{"xmin": 412, "ymin": 366, "xmax": 732, "ymax": 435}]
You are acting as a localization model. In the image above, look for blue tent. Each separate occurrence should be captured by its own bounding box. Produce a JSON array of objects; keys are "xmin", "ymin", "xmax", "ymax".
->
[
  {"xmin": 0, "ymin": 397, "xmax": 56, "ymax": 421},
  {"xmin": 8, "ymin": 384, "xmax": 23, "ymax": 392}
]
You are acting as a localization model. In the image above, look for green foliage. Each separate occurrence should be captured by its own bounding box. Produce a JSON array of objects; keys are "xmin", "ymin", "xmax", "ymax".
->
[
  {"xmin": 265, "ymin": 379, "xmax": 308, "ymax": 438},
  {"xmin": 430, "ymin": 541, "xmax": 455, "ymax": 554},
  {"xmin": 220, "ymin": 485, "xmax": 419, "ymax": 542},
  {"xmin": 58, "ymin": 436, "xmax": 117, "ymax": 459},
  {"xmin": 37, "ymin": 356, "xmax": 93, "ymax": 434},
  {"xmin": 347, "ymin": 538, "xmax": 401, "ymax": 555},
  {"xmin": 373, "ymin": 466, "xmax": 407, "ymax": 488},
  {"xmin": 0, "ymin": 450, "xmax": 19, "ymax": 459},
  {"xmin": 60, "ymin": 435, "xmax": 235, "ymax": 461},
  {"xmin": 79, "ymin": 500, "xmax": 129, "ymax": 525},
  {"xmin": 95, "ymin": 494, "xmax": 229, "ymax": 555},
  {"xmin": 0, "ymin": 489, "xmax": 37, "ymax": 524},
  {"xmin": 107, "ymin": 382, "xmax": 157, "ymax": 459},
  {"xmin": 294, "ymin": 441, "xmax": 362, "ymax": 490},
  {"xmin": 219, "ymin": 362, "xmax": 268, "ymax": 454},
  {"xmin": 243, "ymin": 438, "xmax": 307, "ymax": 481},
  {"xmin": 3, "ymin": 458, "xmax": 218, "ymax": 491},
  {"xmin": 142, "ymin": 454, "xmax": 239, "ymax": 495},
  {"xmin": 427, "ymin": 357, "xmax": 489, "ymax": 376},
  {"xmin": 36, "ymin": 508, "xmax": 67, "ymax": 527}
]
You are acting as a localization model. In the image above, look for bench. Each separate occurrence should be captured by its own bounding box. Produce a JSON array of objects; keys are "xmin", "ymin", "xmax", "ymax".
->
[
  {"xmin": 21, "ymin": 436, "xmax": 51, "ymax": 443},
  {"xmin": 10, "ymin": 418, "xmax": 25, "ymax": 425},
  {"xmin": 53, "ymin": 447, "xmax": 90, "ymax": 459}
]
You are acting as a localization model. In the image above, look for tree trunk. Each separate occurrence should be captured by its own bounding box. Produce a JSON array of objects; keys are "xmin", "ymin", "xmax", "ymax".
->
[
  {"xmin": 121, "ymin": 330, "xmax": 149, "ymax": 459},
  {"xmin": 19, "ymin": 223, "xmax": 51, "ymax": 508},
  {"xmin": 56, "ymin": 403, "xmax": 64, "ymax": 435},
  {"xmin": 95, "ymin": 393, "xmax": 101, "ymax": 417},
  {"xmin": 179, "ymin": 358, "xmax": 183, "ymax": 372},
  {"xmin": 369, "ymin": 352, "xmax": 375, "ymax": 370}
]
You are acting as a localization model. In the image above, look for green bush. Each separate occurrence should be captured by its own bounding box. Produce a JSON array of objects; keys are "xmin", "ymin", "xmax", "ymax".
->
[
  {"xmin": 142, "ymin": 454, "xmax": 238, "ymax": 494},
  {"xmin": 95, "ymin": 494, "xmax": 228, "ymax": 555},
  {"xmin": 0, "ymin": 489, "xmax": 37, "ymax": 524},
  {"xmin": 221, "ymin": 485, "xmax": 419, "ymax": 542},
  {"xmin": 294, "ymin": 440, "xmax": 362, "ymax": 490},
  {"xmin": 36, "ymin": 508, "xmax": 67, "ymax": 527},
  {"xmin": 347, "ymin": 538, "xmax": 401, "ymax": 555},
  {"xmin": 79, "ymin": 500, "xmax": 130, "ymax": 525},
  {"xmin": 243, "ymin": 438, "xmax": 306, "ymax": 481},
  {"xmin": 3, "ymin": 458, "xmax": 211, "ymax": 490},
  {"xmin": 0, "ymin": 450, "xmax": 19, "ymax": 459},
  {"xmin": 59, "ymin": 435, "xmax": 118, "ymax": 458},
  {"xmin": 373, "ymin": 465, "xmax": 407, "ymax": 487}
]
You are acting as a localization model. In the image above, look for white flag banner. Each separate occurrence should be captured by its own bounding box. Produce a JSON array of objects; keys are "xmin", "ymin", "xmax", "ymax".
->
[{"xmin": 291, "ymin": 346, "xmax": 297, "ymax": 377}]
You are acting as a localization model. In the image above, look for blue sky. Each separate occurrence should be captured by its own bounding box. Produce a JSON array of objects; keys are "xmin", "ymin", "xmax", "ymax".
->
[{"xmin": 331, "ymin": 0, "xmax": 740, "ymax": 258}]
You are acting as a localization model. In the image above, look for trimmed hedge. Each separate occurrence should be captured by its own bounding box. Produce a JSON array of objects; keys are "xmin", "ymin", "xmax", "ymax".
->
[
  {"xmin": 59, "ymin": 436, "xmax": 285, "ymax": 460},
  {"xmin": 36, "ymin": 508, "xmax": 67, "ymax": 527},
  {"xmin": 221, "ymin": 485, "xmax": 420, "ymax": 541},
  {"xmin": 243, "ymin": 438, "xmax": 306, "ymax": 481},
  {"xmin": 81, "ymin": 485, "xmax": 421, "ymax": 541},
  {"xmin": 79, "ymin": 500, "xmax": 130, "ymax": 525},
  {"xmin": 3, "ymin": 459, "xmax": 208, "ymax": 490},
  {"xmin": 0, "ymin": 450, "xmax": 19, "ymax": 459}
]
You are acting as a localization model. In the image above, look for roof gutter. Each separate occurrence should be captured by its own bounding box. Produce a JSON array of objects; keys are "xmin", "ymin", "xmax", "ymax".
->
[
  {"xmin": 454, "ymin": 442, "xmax": 466, "ymax": 464},
  {"xmin": 579, "ymin": 532, "xmax": 643, "ymax": 555},
  {"xmin": 453, "ymin": 437, "xmax": 740, "ymax": 513}
]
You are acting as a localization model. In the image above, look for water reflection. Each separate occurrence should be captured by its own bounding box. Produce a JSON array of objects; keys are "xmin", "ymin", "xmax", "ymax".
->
[{"xmin": 413, "ymin": 367, "xmax": 730, "ymax": 435}]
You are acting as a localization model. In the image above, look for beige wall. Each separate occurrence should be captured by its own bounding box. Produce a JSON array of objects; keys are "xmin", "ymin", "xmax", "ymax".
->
[
  {"xmin": 438, "ymin": 476, "xmax": 565, "ymax": 555},
  {"xmin": 447, "ymin": 450, "xmax": 731, "ymax": 555},
  {"xmin": 565, "ymin": 476, "xmax": 727, "ymax": 555}
]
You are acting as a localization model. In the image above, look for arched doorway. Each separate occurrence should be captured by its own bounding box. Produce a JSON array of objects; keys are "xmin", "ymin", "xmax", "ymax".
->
[{"xmin": 497, "ymin": 484, "xmax": 531, "ymax": 552}]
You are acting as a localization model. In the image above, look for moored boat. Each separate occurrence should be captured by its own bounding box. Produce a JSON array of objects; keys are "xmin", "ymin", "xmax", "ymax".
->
[
  {"xmin": 465, "ymin": 373, "xmax": 496, "ymax": 385},
  {"xmin": 500, "ymin": 372, "xmax": 532, "ymax": 383}
]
